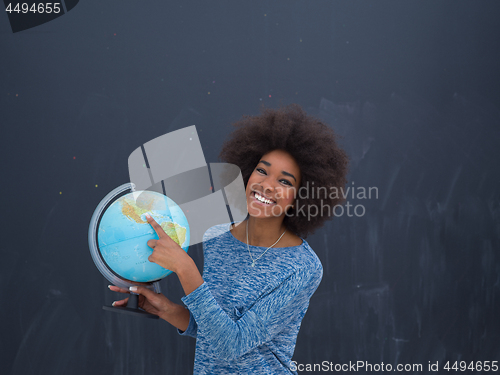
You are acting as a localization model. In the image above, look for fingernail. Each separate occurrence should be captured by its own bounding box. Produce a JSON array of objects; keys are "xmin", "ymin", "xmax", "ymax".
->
[
  {"xmin": 145, "ymin": 213, "xmax": 151, "ymax": 219},
  {"xmin": 112, "ymin": 301, "xmax": 116, "ymax": 306},
  {"xmin": 129, "ymin": 286, "xmax": 138, "ymax": 292},
  {"xmin": 108, "ymin": 285, "xmax": 112, "ymax": 289}
]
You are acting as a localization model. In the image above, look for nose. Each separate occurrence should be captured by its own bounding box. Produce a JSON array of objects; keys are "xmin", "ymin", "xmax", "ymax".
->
[{"xmin": 259, "ymin": 177, "xmax": 275, "ymax": 194}]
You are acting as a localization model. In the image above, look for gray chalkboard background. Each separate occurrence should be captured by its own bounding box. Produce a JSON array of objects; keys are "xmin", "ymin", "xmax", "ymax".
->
[{"xmin": 1, "ymin": 1, "xmax": 499, "ymax": 374}]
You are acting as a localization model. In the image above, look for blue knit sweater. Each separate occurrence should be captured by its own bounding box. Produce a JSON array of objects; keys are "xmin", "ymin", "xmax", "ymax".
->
[{"xmin": 178, "ymin": 223, "xmax": 323, "ymax": 374}]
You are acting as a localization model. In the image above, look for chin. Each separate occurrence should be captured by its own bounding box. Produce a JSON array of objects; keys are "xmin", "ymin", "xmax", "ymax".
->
[{"xmin": 247, "ymin": 204, "xmax": 284, "ymax": 220}]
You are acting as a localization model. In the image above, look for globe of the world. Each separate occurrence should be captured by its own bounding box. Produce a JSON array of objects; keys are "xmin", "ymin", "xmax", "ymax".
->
[{"xmin": 97, "ymin": 190, "xmax": 190, "ymax": 282}]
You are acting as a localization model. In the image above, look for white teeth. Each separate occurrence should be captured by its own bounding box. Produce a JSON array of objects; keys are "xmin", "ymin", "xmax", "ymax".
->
[{"xmin": 254, "ymin": 192, "xmax": 274, "ymax": 204}]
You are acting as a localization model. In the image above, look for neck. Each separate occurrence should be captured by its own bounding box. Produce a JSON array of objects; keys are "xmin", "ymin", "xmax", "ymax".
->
[{"xmin": 245, "ymin": 216, "xmax": 286, "ymax": 247}]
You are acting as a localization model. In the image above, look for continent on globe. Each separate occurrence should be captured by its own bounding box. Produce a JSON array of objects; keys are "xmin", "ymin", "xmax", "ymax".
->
[
  {"xmin": 161, "ymin": 221, "xmax": 187, "ymax": 248},
  {"xmin": 120, "ymin": 196, "xmax": 186, "ymax": 246}
]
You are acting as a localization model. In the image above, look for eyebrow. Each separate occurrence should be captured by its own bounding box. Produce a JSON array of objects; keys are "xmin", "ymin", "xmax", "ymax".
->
[{"xmin": 258, "ymin": 160, "xmax": 297, "ymax": 182}]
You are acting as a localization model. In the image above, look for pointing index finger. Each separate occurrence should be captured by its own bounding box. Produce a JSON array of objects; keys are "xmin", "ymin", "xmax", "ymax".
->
[{"xmin": 145, "ymin": 213, "xmax": 167, "ymax": 238}]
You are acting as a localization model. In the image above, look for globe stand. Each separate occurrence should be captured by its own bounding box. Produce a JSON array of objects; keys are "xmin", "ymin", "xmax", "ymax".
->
[{"xmin": 102, "ymin": 293, "xmax": 159, "ymax": 319}]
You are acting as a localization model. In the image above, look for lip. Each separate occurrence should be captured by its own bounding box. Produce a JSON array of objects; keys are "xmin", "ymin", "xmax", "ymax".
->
[{"xmin": 250, "ymin": 191, "xmax": 276, "ymax": 205}]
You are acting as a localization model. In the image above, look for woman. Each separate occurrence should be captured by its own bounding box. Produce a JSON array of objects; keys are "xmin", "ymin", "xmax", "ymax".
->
[{"xmin": 110, "ymin": 104, "xmax": 349, "ymax": 374}]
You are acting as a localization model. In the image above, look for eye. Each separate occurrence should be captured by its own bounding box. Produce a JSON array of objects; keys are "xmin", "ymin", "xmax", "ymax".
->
[
  {"xmin": 256, "ymin": 168, "xmax": 292, "ymax": 186},
  {"xmin": 280, "ymin": 179, "xmax": 292, "ymax": 186}
]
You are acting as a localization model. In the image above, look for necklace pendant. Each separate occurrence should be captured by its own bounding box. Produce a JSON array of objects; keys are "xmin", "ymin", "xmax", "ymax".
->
[{"xmin": 251, "ymin": 262, "xmax": 255, "ymax": 267}]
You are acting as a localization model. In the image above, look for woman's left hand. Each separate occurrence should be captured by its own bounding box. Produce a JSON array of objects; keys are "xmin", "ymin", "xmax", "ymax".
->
[{"xmin": 145, "ymin": 213, "xmax": 190, "ymax": 274}]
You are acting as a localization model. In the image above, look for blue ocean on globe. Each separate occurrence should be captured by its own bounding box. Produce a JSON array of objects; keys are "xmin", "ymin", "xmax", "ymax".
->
[{"xmin": 97, "ymin": 190, "xmax": 190, "ymax": 282}]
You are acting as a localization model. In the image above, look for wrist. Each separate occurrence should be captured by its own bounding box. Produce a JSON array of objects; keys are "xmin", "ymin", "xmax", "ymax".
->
[
  {"xmin": 175, "ymin": 257, "xmax": 204, "ymax": 296},
  {"xmin": 174, "ymin": 256, "xmax": 196, "ymax": 277},
  {"xmin": 158, "ymin": 300, "xmax": 179, "ymax": 321},
  {"xmin": 158, "ymin": 302, "xmax": 190, "ymax": 332}
]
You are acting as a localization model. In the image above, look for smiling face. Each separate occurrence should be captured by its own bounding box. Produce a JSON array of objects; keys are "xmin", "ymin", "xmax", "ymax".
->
[{"xmin": 246, "ymin": 149, "xmax": 301, "ymax": 220}]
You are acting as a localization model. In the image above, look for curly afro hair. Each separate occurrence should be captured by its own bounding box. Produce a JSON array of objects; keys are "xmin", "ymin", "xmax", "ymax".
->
[{"xmin": 219, "ymin": 103, "xmax": 349, "ymax": 238}]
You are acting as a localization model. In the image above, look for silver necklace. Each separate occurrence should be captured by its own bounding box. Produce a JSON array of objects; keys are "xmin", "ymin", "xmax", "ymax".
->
[{"xmin": 246, "ymin": 220, "xmax": 287, "ymax": 267}]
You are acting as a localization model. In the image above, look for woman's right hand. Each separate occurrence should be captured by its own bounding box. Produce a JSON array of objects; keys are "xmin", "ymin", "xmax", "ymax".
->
[{"xmin": 108, "ymin": 285, "xmax": 172, "ymax": 318}]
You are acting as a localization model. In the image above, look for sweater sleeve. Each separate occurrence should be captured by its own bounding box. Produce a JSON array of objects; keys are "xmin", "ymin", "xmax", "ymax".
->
[
  {"xmin": 180, "ymin": 265, "xmax": 321, "ymax": 361},
  {"xmin": 177, "ymin": 309, "xmax": 198, "ymax": 338}
]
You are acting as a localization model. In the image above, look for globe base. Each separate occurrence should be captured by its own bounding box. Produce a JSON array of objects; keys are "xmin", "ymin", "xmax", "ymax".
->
[{"xmin": 102, "ymin": 293, "xmax": 159, "ymax": 319}]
